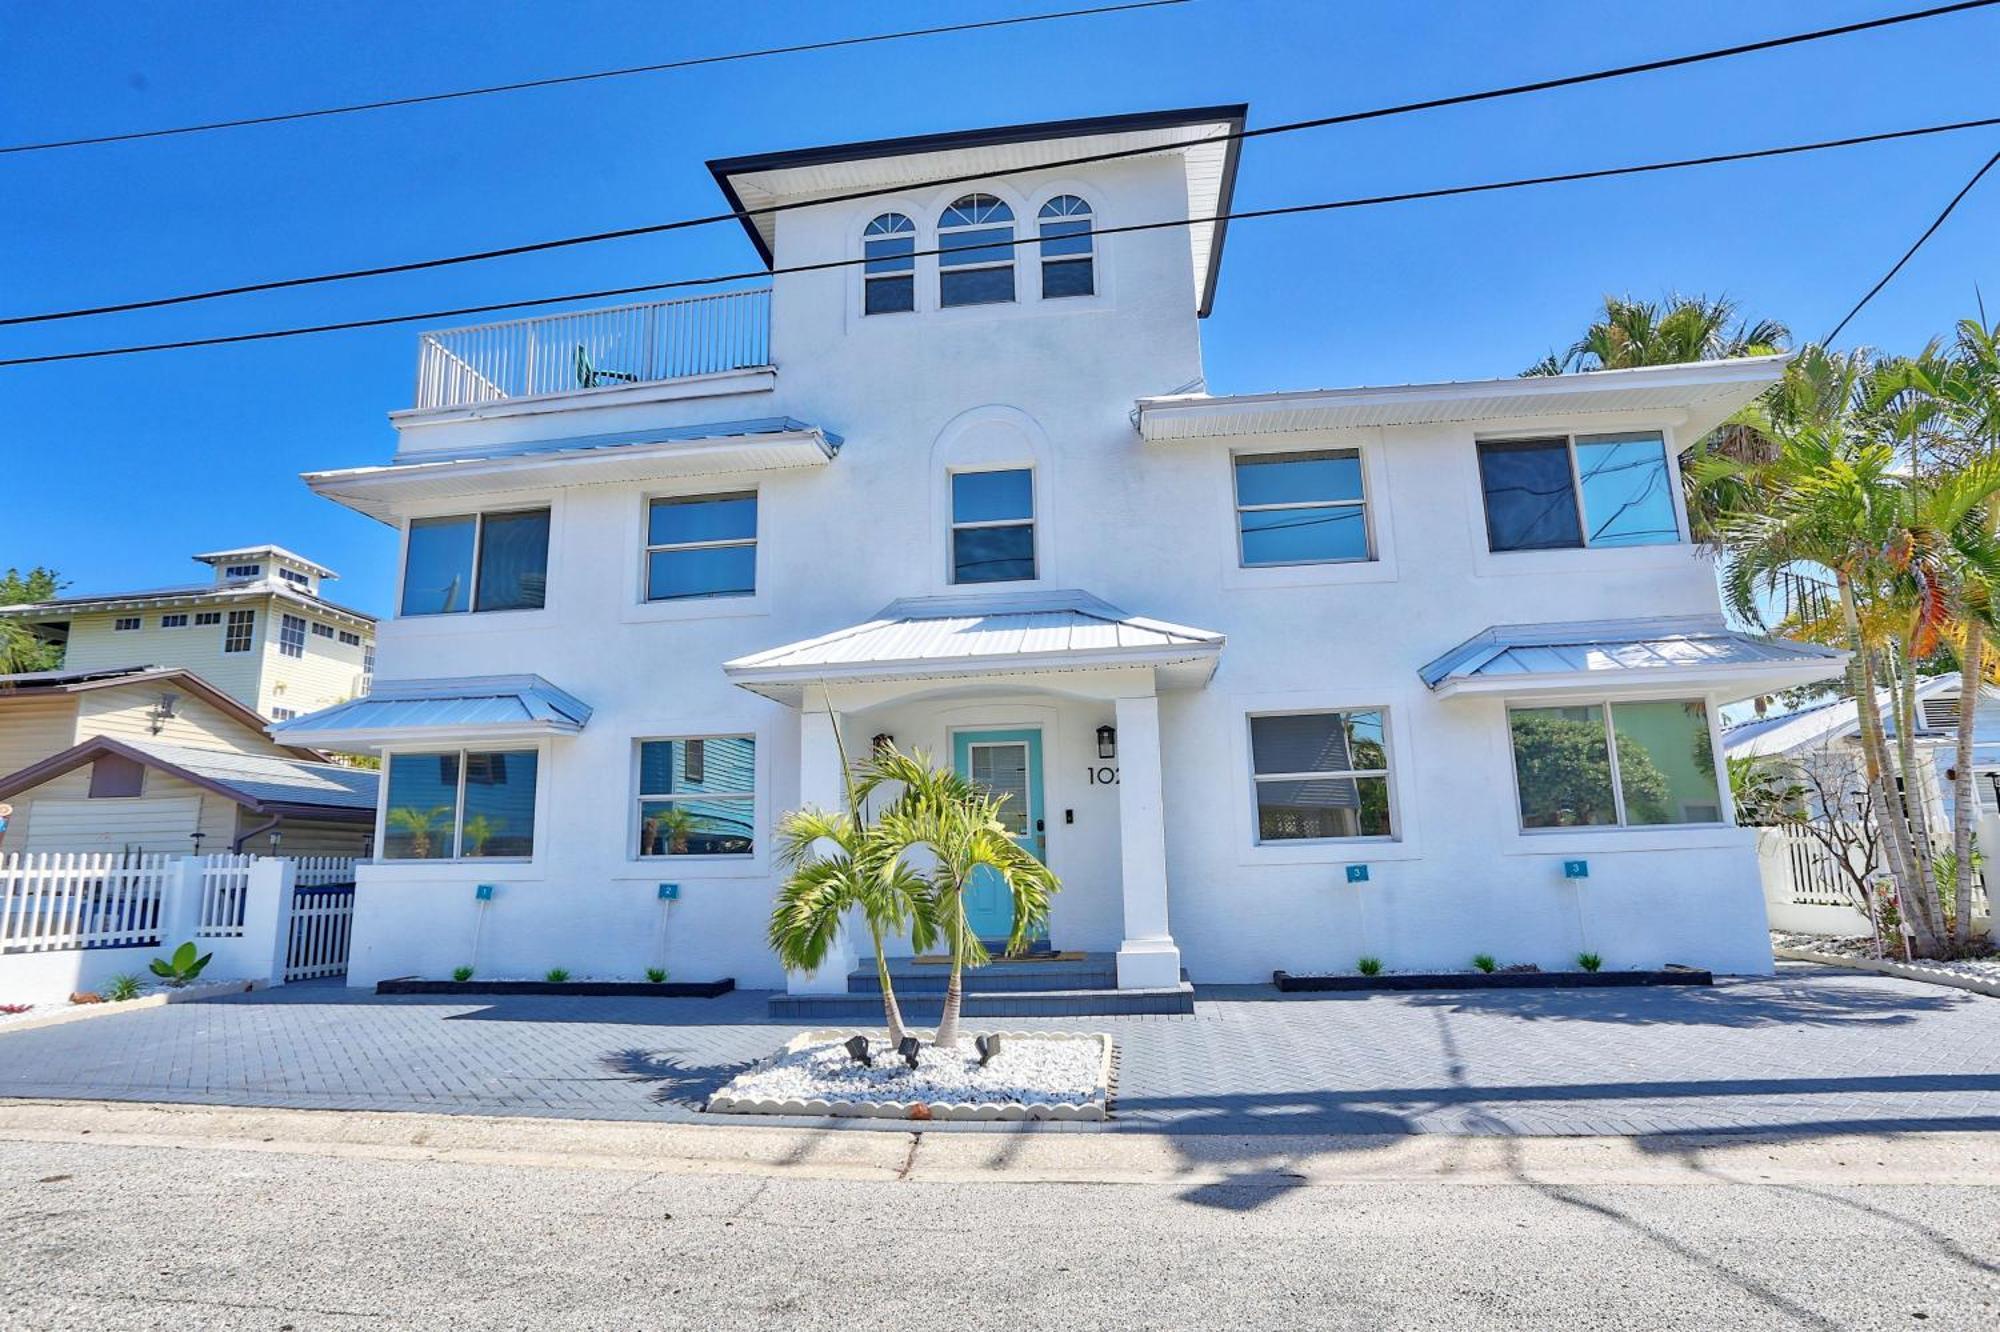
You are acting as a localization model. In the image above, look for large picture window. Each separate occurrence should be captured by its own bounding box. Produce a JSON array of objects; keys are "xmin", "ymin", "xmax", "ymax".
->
[
  {"xmin": 400, "ymin": 509, "xmax": 550, "ymax": 616},
  {"xmin": 382, "ymin": 749, "xmax": 539, "ymax": 859},
  {"xmin": 646, "ymin": 493, "xmax": 756, "ymax": 601},
  {"xmin": 950, "ymin": 468, "xmax": 1036, "ymax": 584},
  {"xmin": 1249, "ymin": 710, "xmax": 1393, "ymax": 842},
  {"xmin": 636, "ymin": 737, "xmax": 755, "ymax": 857},
  {"xmin": 1233, "ymin": 449, "xmax": 1370, "ymax": 566},
  {"xmin": 1507, "ymin": 699, "xmax": 1721, "ymax": 829},
  {"xmin": 1477, "ymin": 433, "xmax": 1679, "ymax": 553}
]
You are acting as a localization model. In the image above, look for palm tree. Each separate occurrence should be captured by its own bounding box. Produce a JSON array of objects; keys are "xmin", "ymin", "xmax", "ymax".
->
[
  {"xmin": 1524, "ymin": 293, "xmax": 1788, "ymax": 377},
  {"xmin": 860, "ymin": 747, "xmax": 1059, "ymax": 1050}
]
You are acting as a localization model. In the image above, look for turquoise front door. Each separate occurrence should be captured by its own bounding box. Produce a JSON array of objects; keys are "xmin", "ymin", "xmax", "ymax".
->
[{"xmin": 951, "ymin": 728, "xmax": 1045, "ymax": 943}]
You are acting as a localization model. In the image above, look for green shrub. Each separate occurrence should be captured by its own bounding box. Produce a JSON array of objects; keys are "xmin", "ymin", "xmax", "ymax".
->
[
  {"xmin": 148, "ymin": 941, "xmax": 212, "ymax": 988},
  {"xmin": 103, "ymin": 973, "xmax": 145, "ymax": 1002},
  {"xmin": 451, "ymin": 965, "xmax": 474, "ymax": 982},
  {"xmin": 544, "ymin": 967, "xmax": 571, "ymax": 983},
  {"xmin": 1577, "ymin": 952, "xmax": 1603, "ymax": 973},
  {"xmin": 645, "ymin": 967, "xmax": 668, "ymax": 983},
  {"xmin": 1472, "ymin": 953, "xmax": 1498, "ymax": 974},
  {"xmin": 1356, "ymin": 956, "xmax": 1383, "ymax": 977}
]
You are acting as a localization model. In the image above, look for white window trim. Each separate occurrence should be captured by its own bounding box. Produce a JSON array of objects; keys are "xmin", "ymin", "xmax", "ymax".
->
[
  {"xmin": 375, "ymin": 743, "xmax": 546, "ymax": 866},
  {"xmin": 1502, "ymin": 693, "xmax": 1730, "ymax": 840},
  {"xmin": 112, "ymin": 617, "xmax": 141, "ymax": 631},
  {"xmin": 1218, "ymin": 431, "xmax": 1399, "ymax": 589},
  {"xmin": 861, "ymin": 211, "xmax": 918, "ymax": 317},
  {"xmin": 1245, "ymin": 705, "xmax": 1402, "ymax": 849},
  {"xmin": 937, "ymin": 192, "xmax": 1019, "ymax": 310},
  {"xmin": 948, "ymin": 465, "xmax": 1040, "ymax": 587},
  {"xmin": 642, "ymin": 491, "xmax": 759, "ymax": 605},
  {"xmin": 630, "ymin": 734, "xmax": 758, "ymax": 862},
  {"xmin": 277, "ymin": 613, "xmax": 307, "ymax": 659},
  {"xmin": 159, "ymin": 614, "xmax": 188, "ymax": 629},
  {"xmin": 1232, "ymin": 446, "xmax": 1374, "ymax": 568},
  {"xmin": 1230, "ymin": 691, "xmax": 1423, "ymax": 865},
  {"xmin": 620, "ymin": 485, "xmax": 769, "ymax": 623},
  {"xmin": 222, "ymin": 609, "xmax": 257, "ymax": 654},
  {"xmin": 613, "ymin": 724, "xmax": 771, "ymax": 877},
  {"xmin": 1035, "ymin": 193, "xmax": 1095, "ymax": 301},
  {"xmin": 392, "ymin": 498, "xmax": 559, "ymax": 635}
]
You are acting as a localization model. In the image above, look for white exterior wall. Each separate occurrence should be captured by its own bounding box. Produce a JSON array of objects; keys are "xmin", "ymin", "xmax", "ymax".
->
[{"xmin": 347, "ymin": 150, "xmax": 1775, "ymax": 985}]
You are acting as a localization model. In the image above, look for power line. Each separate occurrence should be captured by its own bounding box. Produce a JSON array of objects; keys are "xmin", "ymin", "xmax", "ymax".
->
[
  {"xmin": 0, "ymin": 1, "xmax": 1191, "ymax": 156},
  {"xmin": 1823, "ymin": 148, "xmax": 2000, "ymax": 345},
  {"xmin": 5, "ymin": 115, "xmax": 1994, "ymax": 371},
  {"xmin": 7, "ymin": 0, "xmax": 1995, "ymax": 329}
]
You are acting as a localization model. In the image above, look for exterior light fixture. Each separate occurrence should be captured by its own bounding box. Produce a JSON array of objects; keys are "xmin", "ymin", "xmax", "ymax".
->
[
  {"xmin": 268, "ymin": 828, "xmax": 282, "ymax": 855},
  {"xmin": 896, "ymin": 1035, "xmax": 922, "ymax": 1069},
  {"xmin": 843, "ymin": 1035, "xmax": 873, "ymax": 1067},
  {"xmin": 975, "ymin": 1033, "xmax": 1003, "ymax": 1067},
  {"xmin": 871, "ymin": 733, "xmax": 895, "ymax": 753},
  {"xmin": 1096, "ymin": 725, "xmax": 1116, "ymax": 760},
  {"xmin": 189, "ymin": 831, "xmax": 206, "ymax": 855}
]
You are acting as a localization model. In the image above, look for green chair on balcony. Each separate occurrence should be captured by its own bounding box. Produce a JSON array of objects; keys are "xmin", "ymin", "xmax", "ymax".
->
[{"xmin": 575, "ymin": 344, "xmax": 641, "ymax": 389}]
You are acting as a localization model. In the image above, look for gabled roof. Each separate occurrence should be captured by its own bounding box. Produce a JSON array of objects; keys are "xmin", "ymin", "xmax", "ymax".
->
[
  {"xmin": 304, "ymin": 418, "xmax": 840, "ymax": 524},
  {"xmin": 1420, "ymin": 616, "xmax": 1847, "ymax": 704},
  {"xmin": 708, "ymin": 105, "xmax": 1248, "ymax": 317},
  {"xmin": 1136, "ymin": 356, "xmax": 1790, "ymax": 444},
  {"xmin": 0, "ymin": 665, "xmax": 327, "ymax": 761},
  {"xmin": 724, "ymin": 590, "xmax": 1223, "ymax": 700},
  {"xmin": 0, "ymin": 735, "xmax": 376, "ymax": 820},
  {"xmin": 1724, "ymin": 673, "xmax": 1999, "ymax": 757},
  {"xmin": 268, "ymin": 675, "xmax": 592, "ymax": 750}
]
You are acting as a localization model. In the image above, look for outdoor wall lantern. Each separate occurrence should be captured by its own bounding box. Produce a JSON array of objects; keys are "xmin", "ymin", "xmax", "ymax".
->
[
  {"xmin": 975, "ymin": 1033, "xmax": 1004, "ymax": 1067},
  {"xmin": 871, "ymin": 733, "xmax": 895, "ymax": 753},
  {"xmin": 844, "ymin": 1035, "xmax": 874, "ymax": 1067},
  {"xmin": 1096, "ymin": 725, "xmax": 1117, "ymax": 760},
  {"xmin": 897, "ymin": 1035, "xmax": 922, "ymax": 1069}
]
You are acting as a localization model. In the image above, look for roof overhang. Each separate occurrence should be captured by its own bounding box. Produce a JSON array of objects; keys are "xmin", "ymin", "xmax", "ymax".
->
[
  {"xmin": 304, "ymin": 419, "xmax": 840, "ymax": 524},
  {"xmin": 1423, "ymin": 616, "xmax": 1848, "ymax": 705},
  {"xmin": 708, "ymin": 104, "xmax": 1248, "ymax": 317},
  {"xmin": 1136, "ymin": 356, "xmax": 1790, "ymax": 443},
  {"xmin": 192, "ymin": 546, "xmax": 339, "ymax": 579},
  {"xmin": 0, "ymin": 585, "xmax": 374, "ymax": 629},
  {"xmin": 0, "ymin": 666, "xmax": 329, "ymax": 761},
  {"xmin": 268, "ymin": 675, "xmax": 591, "ymax": 752}
]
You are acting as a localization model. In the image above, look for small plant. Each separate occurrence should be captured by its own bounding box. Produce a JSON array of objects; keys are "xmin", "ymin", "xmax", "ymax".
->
[
  {"xmin": 645, "ymin": 967, "xmax": 668, "ymax": 983},
  {"xmin": 544, "ymin": 967, "xmax": 571, "ymax": 983},
  {"xmin": 148, "ymin": 941, "xmax": 212, "ymax": 988},
  {"xmin": 103, "ymin": 973, "xmax": 145, "ymax": 1002},
  {"xmin": 1356, "ymin": 956, "xmax": 1383, "ymax": 977},
  {"xmin": 1472, "ymin": 953, "xmax": 1498, "ymax": 973},
  {"xmin": 0, "ymin": 1003, "xmax": 31, "ymax": 1015},
  {"xmin": 1577, "ymin": 952, "xmax": 1603, "ymax": 973},
  {"xmin": 451, "ymin": 965, "xmax": 475, "ymax": 982}
]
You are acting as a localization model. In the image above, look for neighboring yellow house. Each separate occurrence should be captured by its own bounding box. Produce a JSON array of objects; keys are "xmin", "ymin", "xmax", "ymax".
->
[
  {"xmin": 0, "ymin": 666, "xmax": 375, "ymax": 855},
  {"xmin": 0, "ymin": 545, "xmax": 376, "ymax": 722}
]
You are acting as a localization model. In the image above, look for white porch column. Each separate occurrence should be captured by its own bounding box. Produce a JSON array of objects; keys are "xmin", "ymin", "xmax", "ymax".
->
[
  {"xmin": 786, "ymin": 707, "xmax": 858, "ymax": 994},
  {"xmin": 1114, "ymin": 693, "xmax": 1183, "ymax": 990}
]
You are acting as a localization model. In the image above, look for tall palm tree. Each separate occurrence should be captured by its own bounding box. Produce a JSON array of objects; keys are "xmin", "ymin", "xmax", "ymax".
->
[
  {"xmin": 1524, "ymin": 293, "xmax": 1788, "ymax": 377},
  {"xmin": 860, "ymin": 747, "xmax": 1058, "ymax": 1050}
]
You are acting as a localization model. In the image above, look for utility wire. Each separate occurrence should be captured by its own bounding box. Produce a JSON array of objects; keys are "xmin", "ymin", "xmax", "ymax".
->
[
  {"xmin": 1823, "ymin": 147, "xmax": 2000, "ymax": 344},
  {"xmin": 0, "ymin": 1, "xmax": 1191, "ymax": 156},
  {"xmin": 6, "ymin": 0, "xmax": 1995, "ymax": 328},
  {"xmin": 4, "ymin": 115, "xmax": 1994, "ymax": 370}
]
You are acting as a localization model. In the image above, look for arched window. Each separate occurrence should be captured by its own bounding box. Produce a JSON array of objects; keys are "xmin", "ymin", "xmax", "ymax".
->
[
  {"xmin": 1038, "ymin": 195, "xmax": 1094, "ymax": 298},
  {"xmin": 862, "ymin": 213, "xmax": 915, "ymax": 315},
  {"xmin": 937, "ymin": 194, "xmax": 1015, "ymax": 307}
]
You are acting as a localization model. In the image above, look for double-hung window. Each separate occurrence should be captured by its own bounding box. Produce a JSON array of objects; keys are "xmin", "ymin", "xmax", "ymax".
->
[
  {"xmin": 278, "ymin": 614, "xmax": 306, "ymax": 658},
  {"xmin": 223, "ymin": 609, "xmax": 255, "ymax": 653},
  {"xmin": 863, "ymin": 213, "xmax": 916, "ymax": 315},
  {"xmin": 382, "ymin": 749, "xmax": 539, "ymax": 859},
  {"xmin": 1233, "ymin": 449, "xmax": 1370, "ymax": 566},
  {"xmin": 646, "ymin": 493, "xmax": 756, "ymax": 601},
  {"xmin": 950, "ymin": 469, "xmax": 1036, "ymax": 583},
  {"xmin": 938, "ymin": 194, "xmax": 1015, "ymax": 307},
  {"xmin": 1037, "ymin": 195, "xmax": 1094, "ymax": 298},
  {"xmin": 636, "ymin": 737, "xmax": 755, "ymax": 856},
  {"xmin": 400, "ymin": 508, "xmax": 550, "ymax": 616},
  {"xmin": 1477, "ymin": 432, "xmax": 1680, "ymax": 552},
  {"xmin": 1249, "ymin": 710, "xmax": 1394, "ymax": 842},
  {"xmin": 1507, "ymin": 699, "xmax": 1722, "ymax": 829}
]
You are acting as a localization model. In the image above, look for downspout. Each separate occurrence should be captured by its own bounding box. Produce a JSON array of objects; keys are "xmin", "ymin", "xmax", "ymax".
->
[{"xmin": 233, "ymin": 814, "xmax": 282, "ymax": 854}]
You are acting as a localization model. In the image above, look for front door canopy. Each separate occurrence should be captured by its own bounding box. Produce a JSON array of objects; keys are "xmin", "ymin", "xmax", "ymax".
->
[{"xmin": 722, "ymin": 590, "xmax": 1223, "ymax": 703}]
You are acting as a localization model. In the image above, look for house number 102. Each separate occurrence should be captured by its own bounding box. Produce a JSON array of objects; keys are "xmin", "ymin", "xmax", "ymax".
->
[{"xmin": 1086, "ymin": 766, "xmax": 1120, "ymax": 785}]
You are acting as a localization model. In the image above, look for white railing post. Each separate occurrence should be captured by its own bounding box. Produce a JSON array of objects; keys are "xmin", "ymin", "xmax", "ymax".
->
[
  {"xmin": 158, "ymin": 855, "xmax": 207, "ymax": 958},
  {"xmin": 239, "ymin": 856, "xmax": 296, "ymax": 987}
]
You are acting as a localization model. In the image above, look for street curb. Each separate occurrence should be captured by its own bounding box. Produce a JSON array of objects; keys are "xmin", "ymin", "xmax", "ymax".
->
[
  {"xmin": 1773, "ymin": 947, "xmax": 2000, "ymax": 999},
  {"xmin": 0, "ymin": 979, "xmax": 266, "ymax": 1036}
]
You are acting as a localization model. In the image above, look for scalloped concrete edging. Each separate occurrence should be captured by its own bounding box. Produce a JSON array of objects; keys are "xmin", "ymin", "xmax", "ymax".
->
[
  {"xmin": 1774, "ymin": 946, "xmax": 2000, "ymax": 999},
  {"xmin": 706, "ymin": 1029, "xmax": 1116, "ymax": 1122},
  {"xmin": 0, "ymin": 979, "xmax": 266, "ymax": 1036}
]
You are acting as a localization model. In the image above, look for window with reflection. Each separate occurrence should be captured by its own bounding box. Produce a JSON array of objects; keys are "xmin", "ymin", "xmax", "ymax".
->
[
  {"xmin": 383, "ymin": 749, "xmax": 539, "ymax": 859},
  {"xmin": 1037, "ymin": 195, "xmax": 1094, "ymax": 298},
  {"xmin": 1234, "ymin": 449, "xmax": 1370, "ymax": 566},
  {"xmin": 646, "ymin": 493, "xmax": 756, "ymax": 601},
  {"xmin": 938, "ymin": 194, "xmax": 1015, "ymax": 307},
  {"xmin": 1249, "ymin": 710, "xmax": 1394, "ymax": 841},
  {"xmin": 950, "ymin": 468, "xmax": 1036, "ymax": 583},
  {"xmin": 863, "ymin": 213, "xmax": 916, "ymax": 314},
  {"xmin": 1507, "ymin": 699, "xmax": 1720, "ymax": 829},
  {"xmin": 400, "ymin": 509, "xmax": 549, "ymax": 615},
  {"xmin": 637, "ymin": 737, "xmax": 755, "ymax": 856},
  {"xmin": 1477, "ymin": 432, "xmax": 1678, "ymax": 553}
]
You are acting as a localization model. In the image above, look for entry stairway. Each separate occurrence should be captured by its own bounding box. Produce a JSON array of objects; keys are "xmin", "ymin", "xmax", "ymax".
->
[{"xmin": 766, "ymin": 951, "xmax": 1194, "ymax": 1020}]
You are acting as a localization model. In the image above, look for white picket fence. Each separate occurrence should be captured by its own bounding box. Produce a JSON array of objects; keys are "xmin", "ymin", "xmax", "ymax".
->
[
  {"xmin": 197, "ymin": 853, "xmax": 257, "ymax": 938},
  {"xmin": 1757, "ymin": 820, "xmax": 1996, "ymax": 935},
  {"xmin": 0, "ymin": 852, "xmax": 175, "ymax": 953}
]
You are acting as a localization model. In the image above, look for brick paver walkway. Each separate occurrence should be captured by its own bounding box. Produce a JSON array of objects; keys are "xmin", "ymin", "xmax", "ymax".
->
[{"xmin": 3, "ymin": 965, "xmax": 1995, "ymax": 1135}]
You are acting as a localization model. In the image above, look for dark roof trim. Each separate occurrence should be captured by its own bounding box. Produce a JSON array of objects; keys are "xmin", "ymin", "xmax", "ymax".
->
[
  {"xmin": 0, "ymin": 735, "xmax": 365, "ymax": 819},
  {"xmin": 0, "ymin": 666, "xmax": 328, "ymax": 762},
  {"xmin": 706, "ymin": 104, "xmax": 1249, "ymax": 315}
]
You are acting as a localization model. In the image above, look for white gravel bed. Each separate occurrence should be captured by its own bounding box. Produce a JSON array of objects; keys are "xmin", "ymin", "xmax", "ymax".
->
[
  {"xmin": 1772, "ymin": 931, "xmax": 2000, "ymax": 982},
  {"xmin": 0, "ymin": 978, "xmax": 261, "ymax": 1034},
  {"xmin": 708, "ymin": 1030, "xmax": 1114, "ymax": 1121}
]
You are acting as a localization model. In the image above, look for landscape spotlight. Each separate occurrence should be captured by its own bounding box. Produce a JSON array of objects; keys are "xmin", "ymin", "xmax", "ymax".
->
[
  {"xmin": 897, "ymin": 1036, "xmax": 922, "ymax": 1069},
  {"xmin": 843, "ymin": 1035, "xmax": 873, "ymax": 1067},
  {"xmin": 975, "ymin": 1033, "xmax": 1003, "ymax": 1067}
]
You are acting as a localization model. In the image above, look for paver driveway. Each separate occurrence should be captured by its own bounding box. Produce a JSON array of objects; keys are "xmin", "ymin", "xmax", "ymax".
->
[{"xmin": 2, "ymin": 964, "xmax": 1995, "ymax": 1135}]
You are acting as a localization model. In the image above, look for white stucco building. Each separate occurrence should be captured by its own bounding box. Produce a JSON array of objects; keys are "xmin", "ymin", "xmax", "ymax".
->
[{"xmin": 276, "ymin": 107, "xmax": 1846, "ymax": 1001}]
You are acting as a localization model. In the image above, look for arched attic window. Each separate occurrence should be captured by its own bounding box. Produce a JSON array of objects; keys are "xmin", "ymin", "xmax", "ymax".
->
[
  {"xmin": 938, "ymin": 194, "xmax": 1015, "ymax": 307},
  {"xmin": 1037, "ymin": 195, "xmax": 1095, "ymax": 298},
  {"xmin": 862, "ymin": 213, "xmax": 916, "ymax": 315}
]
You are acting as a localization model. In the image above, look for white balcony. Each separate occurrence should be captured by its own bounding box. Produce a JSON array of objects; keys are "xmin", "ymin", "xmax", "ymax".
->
[{"xmin": 412, "ymin": 289, "xmax": 772, "ymax": 411}]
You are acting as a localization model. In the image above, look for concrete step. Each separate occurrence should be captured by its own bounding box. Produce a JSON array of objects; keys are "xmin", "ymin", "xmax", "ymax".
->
[
  {"xmin": 769, "ymin": 981, "xmax": 1193, "ymax": 1021},
  {"xmin": 850, "ymin": 953, "xmax": 1119, "ymax": 994}
]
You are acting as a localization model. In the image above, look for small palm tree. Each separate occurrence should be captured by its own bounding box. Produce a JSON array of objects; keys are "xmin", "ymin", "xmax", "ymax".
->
[
  {"xmin": 861, "ymin": 747, "xmax": 1059, "ymax": 1050},
  {"xmin": 1524, "ymin": 293, "xmax": 1788, "ymax": 377},
  {"xmin": 387, "ymin": 804, "xmax": 453, "ymax": 859}
]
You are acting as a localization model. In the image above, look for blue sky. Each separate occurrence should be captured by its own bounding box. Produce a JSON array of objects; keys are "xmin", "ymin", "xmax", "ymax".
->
[{"xmin": 2, "ymin": 0, "xmax": 1995, "ymax": 617}]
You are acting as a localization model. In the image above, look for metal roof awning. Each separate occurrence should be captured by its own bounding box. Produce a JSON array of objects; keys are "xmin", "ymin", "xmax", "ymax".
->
[
  {"xmin": 724, "ymin": 590, "xmax": 1224, "ymax": 703},
  {"xmin": 269, "ymin": 675, "xmax": 592, "ymax": 750},
  {"xmin": 304, "ymin": 417, "xmax": 841, "ymax": 523},
  {"xmin": 1420, "ymin": 617, "xmax": 1848, "ymax": 704}
]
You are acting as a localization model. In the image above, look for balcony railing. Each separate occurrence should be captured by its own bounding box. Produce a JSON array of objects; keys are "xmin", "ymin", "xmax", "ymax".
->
[{"xmin": 413, "ymin": 288, "xmax": 771, "ymax": 411}]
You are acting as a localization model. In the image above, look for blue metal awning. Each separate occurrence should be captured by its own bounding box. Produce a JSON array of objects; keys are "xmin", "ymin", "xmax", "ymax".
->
[{"xmin": 269, "ymin": 675, "xmax": 591, "ymax": 750}]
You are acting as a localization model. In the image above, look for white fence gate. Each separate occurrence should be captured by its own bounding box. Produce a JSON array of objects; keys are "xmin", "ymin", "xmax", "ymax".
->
[
  {"xmin": 0, "ymin": 852, "xmax": 173, "ymax": 953},
  {"xmin": 285, "ymin": 857, "xmax": 356, "ymax": 981}
]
